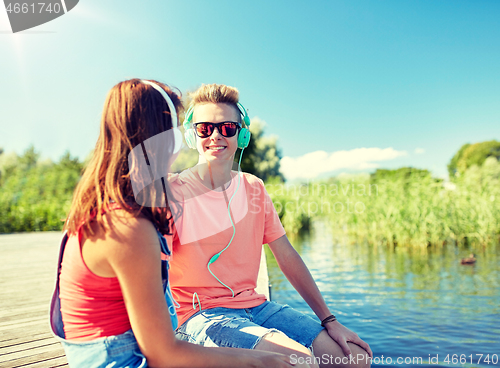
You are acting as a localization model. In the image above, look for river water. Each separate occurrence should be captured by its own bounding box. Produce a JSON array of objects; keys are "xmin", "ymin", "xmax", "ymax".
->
[{"xmin": 265, "ymin": 222, "xmax": 500, "ymax": 368}]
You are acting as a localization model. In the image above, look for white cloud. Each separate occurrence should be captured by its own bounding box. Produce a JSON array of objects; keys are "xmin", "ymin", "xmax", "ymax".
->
[
  {"xmin": 414, "ymin": 148, "xmax": 425, "ymax": 154},
  {"xmin": 280, "ymin": 147, "xmax": 407, "ymax": 180}
]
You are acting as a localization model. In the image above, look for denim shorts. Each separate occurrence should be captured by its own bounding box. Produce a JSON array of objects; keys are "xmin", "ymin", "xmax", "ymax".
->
[
  {"xmin": 175, "ymin": 301, "xmax": 324, "ymax": 349},
  {"xmin": 58, "ymin": 330, "xmax": 147, "ymax": 368}
]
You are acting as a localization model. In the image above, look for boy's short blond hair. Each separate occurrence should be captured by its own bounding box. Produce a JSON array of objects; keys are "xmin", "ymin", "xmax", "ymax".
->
[{"xmin": 190, "ymin": 84, "xmax": 241, "ymax": 123}]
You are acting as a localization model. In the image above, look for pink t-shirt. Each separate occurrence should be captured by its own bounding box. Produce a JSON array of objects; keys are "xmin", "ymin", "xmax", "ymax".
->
[{"xmin": 168, "ymin": 170, "xmax": 286, "ymax": 326}]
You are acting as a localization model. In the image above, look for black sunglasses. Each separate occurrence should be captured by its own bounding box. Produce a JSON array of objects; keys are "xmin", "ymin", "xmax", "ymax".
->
[{"xmin": 193, "ymin": 122, "xmax": 240, "ymax": 138}]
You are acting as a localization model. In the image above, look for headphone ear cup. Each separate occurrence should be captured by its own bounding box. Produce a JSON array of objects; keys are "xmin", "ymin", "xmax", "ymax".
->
[
  {"xmin": 237, "ymin": 128, "xmax": 251, "ymax": 149},
  {"xmin": 184, "ymin": 129, "xmax": 197, "ymax": 149}
]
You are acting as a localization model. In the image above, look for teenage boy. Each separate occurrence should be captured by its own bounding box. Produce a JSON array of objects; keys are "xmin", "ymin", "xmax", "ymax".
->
[{"xmin": 167, "ymin": 84, "xmax": 372, "ymax": 368}]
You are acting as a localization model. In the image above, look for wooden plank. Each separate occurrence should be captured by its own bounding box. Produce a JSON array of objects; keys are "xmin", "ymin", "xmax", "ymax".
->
[
  {"xmin": 0, "ymin": 332, "xmax": 53, "ymax": 347},
  {"xmin": 0, "ymin": 310, "xmax": 48, "ymax": 324},
  {"xmin": 0, "ymin": 292, "xmax": 53, "ymax": 301},
  {"xmin": 0, "ymin": 324, "xmax": 54, "ymax": 341},
  {"xmin": 0, "ymin": 317, "xmax": 48, "ymax": 331},
  {"xmin": 19, "ymin": 356, "xmax": 69, "ymax": 368},
  {"xmin": 0, "ymin": 301, "xmax": 52, "ymax": 310},
  {"xmin": 0, "ymin": 347, "xmax": 66, "ymax": 368},
  {"xmin": 0, "ymin": 232, "xmax": 65, "ymax": 367},
  {"xmin": 0, "ymin": 337, "xmax": 58, "ymax": 356},
  {"xmin": 0, "ymin": 341, "xmax": 62, "ymax": 361},
  {"xmin": 0, "ymin": 305, "xmax": 49, "ymax": 319}
]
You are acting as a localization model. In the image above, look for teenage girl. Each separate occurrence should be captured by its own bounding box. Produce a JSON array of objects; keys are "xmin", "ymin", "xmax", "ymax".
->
[{"xmin": 49, "ymin": 79, "xmax": 301, "ymax": 368}]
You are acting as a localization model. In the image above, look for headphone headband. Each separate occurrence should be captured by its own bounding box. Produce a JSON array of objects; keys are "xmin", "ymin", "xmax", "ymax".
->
[
  {"xmin": 141, "ymin": 80, "xmax": 182, "ymax": 154},
  {"xmin": 141, "ymin": 80, "xmax": 178, "ymax": 126}
]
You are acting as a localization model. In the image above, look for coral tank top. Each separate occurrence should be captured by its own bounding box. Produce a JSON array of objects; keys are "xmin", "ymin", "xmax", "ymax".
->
[{"xmin": 59, "ymin": 227, "xmax": 130, "ymax": 340}]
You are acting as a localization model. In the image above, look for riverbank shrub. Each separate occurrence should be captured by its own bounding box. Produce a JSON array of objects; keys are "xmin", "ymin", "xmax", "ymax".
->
[{"xmin": 0, "ymin": 147, "xmax": 82, "ymax": 233}]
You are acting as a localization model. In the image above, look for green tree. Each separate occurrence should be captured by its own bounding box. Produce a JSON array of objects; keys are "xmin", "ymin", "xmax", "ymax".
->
[
  {"xmin": 0, "ymin": 150, "xmax": 19, "ymax": 187},
  {"xmin": 449, "ymin": 140, "xmax": 500, "ymax": 178},
  {"xmin": 448, "ymin": 143, "xmax": 471, "ymax": 178},
  {"xmin": 459, "ymin": 140, "xmax": 500, "ymax": 175},
  {"xmin": 0, "ymin": 147, "xmax": 82, "ymax": 233},
  {"xmin": 18, "ymin": 144, "xmax": 39, "ymax": 171},
  {"xmin": 58, "ymin": 150, "xmax": 84, "ymax": 173}
]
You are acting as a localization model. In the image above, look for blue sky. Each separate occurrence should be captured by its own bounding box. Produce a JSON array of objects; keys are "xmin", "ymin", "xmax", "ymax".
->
[{"xmin": 1, "ymin": 0, "xmax": 499, "ymax": 180}]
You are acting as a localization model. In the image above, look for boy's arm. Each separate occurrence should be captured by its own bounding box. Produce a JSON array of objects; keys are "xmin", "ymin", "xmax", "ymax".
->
[{"xmin": 267, "ymin": 234, "xmax": 372, "ymax": 358}]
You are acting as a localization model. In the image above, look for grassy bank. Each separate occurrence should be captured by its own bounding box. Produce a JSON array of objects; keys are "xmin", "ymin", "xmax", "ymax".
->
[
  {"xmin": 2, "ymin": 147, "xmax": 499, "ymax": 249},
  {"xmin": 266, "ymin": 157, "xmax": 500, "ymax": 248}
]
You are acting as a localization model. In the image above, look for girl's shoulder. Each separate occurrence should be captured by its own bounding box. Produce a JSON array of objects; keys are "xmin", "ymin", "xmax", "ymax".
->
[
  {"xmin": 86, "ymin": 211, "xmax": 158, "ymax": 253},
  {"xmin": 79, "ymin": 211, "xmax": 159, "ymax": 278}
]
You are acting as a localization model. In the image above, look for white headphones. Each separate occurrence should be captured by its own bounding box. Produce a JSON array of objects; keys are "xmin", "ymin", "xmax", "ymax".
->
[
  {"xmin": 140, "ymin": 80, "xmax": 183, "ymax": 154},
  {"xmin": 128, "ymin": 80, "xmax": 183, "ymax": 207}
]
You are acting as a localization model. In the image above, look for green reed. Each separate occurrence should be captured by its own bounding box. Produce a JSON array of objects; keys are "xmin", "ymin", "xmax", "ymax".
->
[
  {"xmin": 266, "ymin": 157, "xmax": 500, "ymax": 248},
  {"xmin": 265, "ymin": 178, "xmax": 312, "ymax": 238}
]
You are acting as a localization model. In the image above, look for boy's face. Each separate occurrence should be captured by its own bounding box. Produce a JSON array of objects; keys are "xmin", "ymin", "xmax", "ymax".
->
[{"xmin": 192, "ymin": 103, "xmax": 240, "ymax": 163}]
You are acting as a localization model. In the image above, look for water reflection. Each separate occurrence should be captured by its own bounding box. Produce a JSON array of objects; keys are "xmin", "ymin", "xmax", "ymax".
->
[{"xmin": 265, "ymin": 221, "xmax": 500, "ymax": 367}]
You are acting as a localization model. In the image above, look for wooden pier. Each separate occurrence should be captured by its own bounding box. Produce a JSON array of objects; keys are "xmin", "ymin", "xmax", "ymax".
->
[
  {"xmin": 0, "ymin": 232, "xmax": 68, "ymax": 367},
  {"xmin": 0, "ymin": 231, "xmax": 270, "ymax": 367}
]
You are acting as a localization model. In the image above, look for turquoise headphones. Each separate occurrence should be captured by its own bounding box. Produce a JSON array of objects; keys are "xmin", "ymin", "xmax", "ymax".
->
[{"xmin": 182, "ymin": 102, "xmax": 251, "ymax": 149}]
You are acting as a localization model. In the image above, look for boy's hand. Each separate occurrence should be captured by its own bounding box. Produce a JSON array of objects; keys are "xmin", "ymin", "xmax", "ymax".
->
[{"xmin": 324, "ymin": 320, "xmax": 373, "ymax": 359}]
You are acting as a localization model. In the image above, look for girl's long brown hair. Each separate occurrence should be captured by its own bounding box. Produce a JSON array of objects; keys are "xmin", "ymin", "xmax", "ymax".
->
[{"xmin": 64, "ymin": 79, "xmax": 182, "ymax": 236}]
